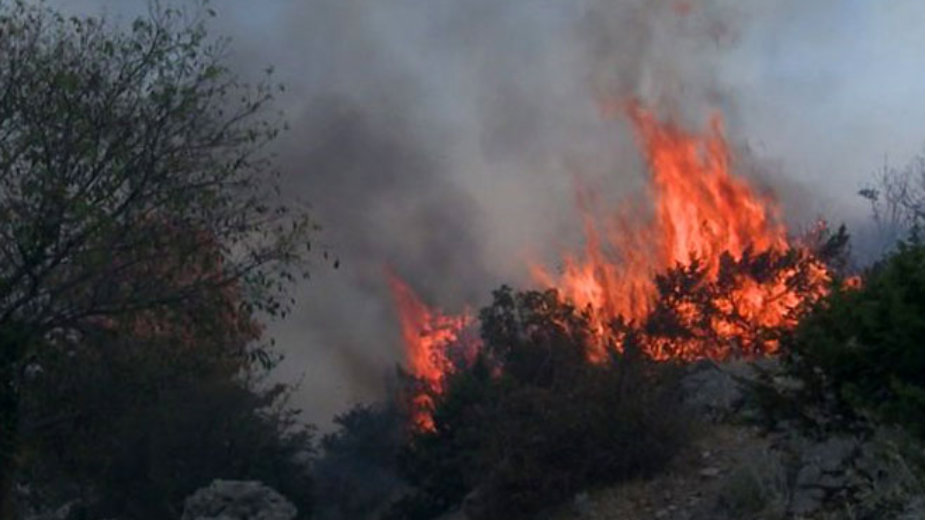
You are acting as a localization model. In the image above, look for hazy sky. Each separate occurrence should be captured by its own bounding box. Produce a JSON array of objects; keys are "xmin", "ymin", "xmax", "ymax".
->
[{"xmin": 41, "ymin": 0, "xmax": 925, "ymax": 426}]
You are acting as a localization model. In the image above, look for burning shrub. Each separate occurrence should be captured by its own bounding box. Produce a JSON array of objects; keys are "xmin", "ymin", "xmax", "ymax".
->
[
  {"xmin": 379, "ymin": 107, "xmax": 859, "ymax": 518},
  {"xmin": 528, "ymin": 105, "xmax": 840, "ymax": 363},
  {"xmin": 641, "ymin": 230, "xmax": 845, "ymax": 361},
  {"xmin": 784, "ymin": 237, "xmax": 925, "ymax": 439},
  {"xmin": 388, "ymin": 287, "xmax": 691, "ymax": 519}
]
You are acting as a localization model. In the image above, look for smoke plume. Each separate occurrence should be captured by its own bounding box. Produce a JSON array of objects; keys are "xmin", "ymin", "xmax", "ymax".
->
[{"xmin": 44, "ymin": 0, "xmax": 925, "ymax": 426}]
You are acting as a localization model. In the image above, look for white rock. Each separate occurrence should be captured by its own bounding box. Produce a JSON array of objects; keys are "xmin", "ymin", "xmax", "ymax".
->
[{"xmin": 181, "ymin": 479, "xmax": 297, "ymax": 520}]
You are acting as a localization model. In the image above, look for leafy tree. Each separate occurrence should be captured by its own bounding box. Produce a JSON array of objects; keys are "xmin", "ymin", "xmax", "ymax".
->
[
  {"xmin": 0, "ymin": 0, "xmax": 313, "ymax": 332},
  {"xmin": 0, "ymin": 0, "xmax": 323, "ymax": 512},
  {"xmin": 13, "ymin": 227, "xmax": 314, "ymax": 518}
]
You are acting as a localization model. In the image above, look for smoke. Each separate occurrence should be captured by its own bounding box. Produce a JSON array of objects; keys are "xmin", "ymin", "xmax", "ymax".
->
[{"xmin": 43, "ymin": 0, "xmax": 925, "ymax": 427}]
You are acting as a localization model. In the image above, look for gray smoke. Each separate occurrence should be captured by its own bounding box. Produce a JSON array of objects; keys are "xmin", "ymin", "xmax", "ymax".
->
[{"xmin": 44, "ymin": 0, "xmax": 925, "ymax": 427}]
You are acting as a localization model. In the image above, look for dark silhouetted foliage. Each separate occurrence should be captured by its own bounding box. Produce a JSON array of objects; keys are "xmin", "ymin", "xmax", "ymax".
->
[
  {"xmin": 314, "ymin": 402, "xmax": 409, "ymax": 520},
  {"xmin": 0, "ymin": 1, "xmax": 323, "ymax": 510},
  {"xmin": 388, "ymin": 287, "xmax": 691, "ymax": 519},
  {"xmin": 784, "ymin": 237, "xmax": 925, "ymax": 439},
  {"xmin": 16, "ymin": 323, "xmax": 315, "ymax": 519}
]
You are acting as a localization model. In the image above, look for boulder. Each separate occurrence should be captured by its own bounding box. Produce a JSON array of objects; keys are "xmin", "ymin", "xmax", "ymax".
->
[
  {"xmin": 680, "ymin": 361, "xmax": 746, "ymax": 419},
  {"xmin": 181, "ymin": 480, "xmax": 297, "ymax": 520}
]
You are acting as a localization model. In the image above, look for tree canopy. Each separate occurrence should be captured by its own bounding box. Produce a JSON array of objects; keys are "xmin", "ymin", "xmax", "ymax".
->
[
  {"xmin": 0, "ymin": 0, "xmax": 316, "ymax": 343},
  {"xmin": 0, "ymin": 1, "xmax": 323, "ymax": 515}
]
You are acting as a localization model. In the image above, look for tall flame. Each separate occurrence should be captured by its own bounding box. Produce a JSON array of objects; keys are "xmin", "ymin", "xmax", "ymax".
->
[
  {"xmin": 531, "ymin": 102, "xmax": 830, "ymax": 360},
  {"xmin": 389, "ymin": 103, "xmax": 834, "ymax": 428},
  {"xmin": 385, "ymin": 268, "xmax": 476, "ymax": 430}
]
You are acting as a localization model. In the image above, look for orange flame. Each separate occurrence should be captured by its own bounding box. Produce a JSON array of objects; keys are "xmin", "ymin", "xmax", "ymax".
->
[
  {"xmin": 385, "ymin": 268, "xmax": 476, "ymax": 430},
  {"xmin": 389, "ymin": 103, "xmax": 836, "ymax": 429},
  {"xmin": 532, "ymin": 102, "xmax": 831, "ymax": 360}
]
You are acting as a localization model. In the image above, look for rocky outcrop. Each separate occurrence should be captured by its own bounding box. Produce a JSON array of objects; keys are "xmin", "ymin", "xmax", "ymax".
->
[
  {"xmin": 554, "ymin": 358, "xmax": 925, "ymax": 520},
  {"xmin": 181, "ymin": 480, "xmax": 297, "ymax": 520},
  {"xmin": 784, "ymin": 434, "xmax": 860, "ymax": 515},
  {"xmin": 680, "ymin": 360, "xmax": 748, "ymax": 420}
]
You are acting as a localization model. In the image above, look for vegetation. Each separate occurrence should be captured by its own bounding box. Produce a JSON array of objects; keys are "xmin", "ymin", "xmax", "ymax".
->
[
  {"xmin": 641, "ymin": 223, "xmax": 849, "ymax": 360},
  {"xmin": 18, "ymin": 333, "xmax": 315, "ymax": 518},
  {"xmin": 784, "ymin": 237, "xmax": 925, "ymax": 438},
  {"xmin": 859, "ymin": 154, "xmax": 924, "ymax": 251},
  {"xmin": 770, "ymin": 158, "xmax": 925, "ymax": 439},
  {"xmin": 313, "ymin": 402, "xmax": 409, "ymax": 520},
  {"xmin": 387, "ymin": 287, "xmax": 691, "ymax": 520},
  {"xmin": 0, "ymin": 1, "xmax": 322, "ymax": 517},
  {"xmin": 2, "ymin": 0, "xmax": 921, "ymax": 518}
]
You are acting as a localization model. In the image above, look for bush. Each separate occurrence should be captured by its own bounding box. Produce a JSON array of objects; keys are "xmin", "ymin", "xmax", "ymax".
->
[
  {"xmin": 784, "ymin": 238, "xmax": 925, "ymax": 438},
  {"xmin": 16, "ymin": 326, "xmax": 315, "ymax": 519},
  {"xmin": 314, "ymin": 402, "xmax": 408, "ymax": 520},
  {"xmin": 389, "ymin": 287, "xmax": 691, "ymax": 519}
]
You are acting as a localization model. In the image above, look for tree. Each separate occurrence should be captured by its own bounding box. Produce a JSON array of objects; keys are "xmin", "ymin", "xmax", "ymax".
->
[
  {"xmin": 12, "ymin": 222, "xmax": 314, "ymax": 517},
  {"xmin": 858, "ymin": 154, "xmax": 925, "ymax": 250},
  {"xmin": 0, "ymin": 0, "xmax": 322, "ymax": 511}
]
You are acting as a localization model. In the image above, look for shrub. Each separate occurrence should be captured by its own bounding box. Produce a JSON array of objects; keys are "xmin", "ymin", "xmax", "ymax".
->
[
  {"xmin": 314, "ymin": 402, "xmax": 408, "ymax": 520},
  {"xmin": 389, "ymin": 287, "xmax": 691, "ymax": 519},
  {"xmin": 16, "ymin": 327, "xmax": 315, "ymax": 519},
  {"xmin": 784, "ymin": 238, "xmax": 925, "ymax": 438}
]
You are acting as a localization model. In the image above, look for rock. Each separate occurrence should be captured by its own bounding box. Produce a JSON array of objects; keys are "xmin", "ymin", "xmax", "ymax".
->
[
  {"xmin": 699, "ymin": 467, "xmax": 721, "ymax": 478},
  {"xmin": 572, "ymin": 491, "xmax": 592, "ymax": 516},
  {"xmin": 681, "ymin": 361, "xmax": 745, "ymax": 419},
  {"xmin": 783, "ymin": 435, "xmax": 861, "ymax": 516},
  {"xmin": 181, "ymin": 480, "xmax": 297, "ymax": 520},
  {"xmin": 811, "ymin": 436, "xmax": 859, "ymax": 473}
]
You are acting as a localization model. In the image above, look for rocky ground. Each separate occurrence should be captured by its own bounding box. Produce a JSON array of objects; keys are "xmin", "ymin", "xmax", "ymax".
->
[{"xmin": 541, "ymin": 359, "xmax": 925, "ymax": 520}]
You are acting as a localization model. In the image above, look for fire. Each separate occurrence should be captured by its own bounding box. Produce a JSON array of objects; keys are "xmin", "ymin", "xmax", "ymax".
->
[
  {"xmin": 385, "ymin": 268, "xmax": 477, "ymax": 430},
  {"xmin": 532, "ymin": 102, "xmax": 831, "ymax": 360},
  {"xmin": 389, "ymin": 102, "xmax": 836, "ymax": 428}
]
